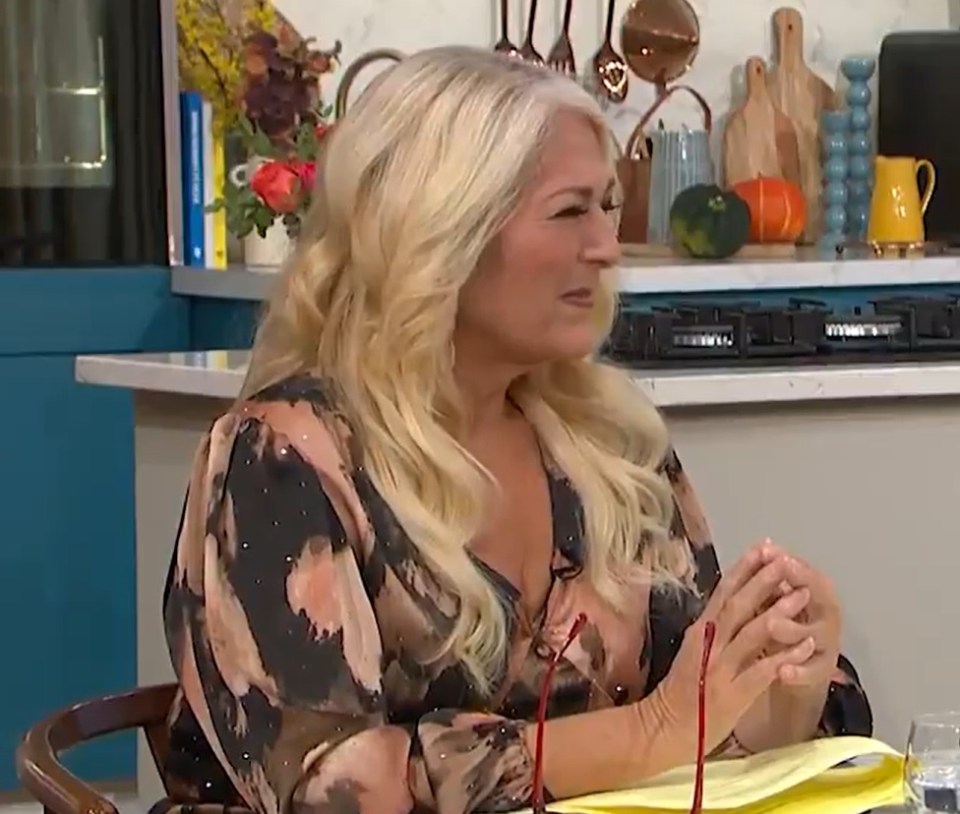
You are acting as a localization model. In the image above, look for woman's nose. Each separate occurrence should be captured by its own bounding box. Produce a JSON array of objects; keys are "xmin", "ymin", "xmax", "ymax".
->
[{"xmin": 581, "ymin": 209, "xmax": 622, "ymax": 266}]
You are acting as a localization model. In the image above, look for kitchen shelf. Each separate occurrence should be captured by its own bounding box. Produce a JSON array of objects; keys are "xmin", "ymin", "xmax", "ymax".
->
[
  {"xmin": 173, "ymin": 252, "xmax": 960, "ymax": 302},
  {"xmin": 616, "ymin": 250, "xmax": 960, "ymax": 293}
]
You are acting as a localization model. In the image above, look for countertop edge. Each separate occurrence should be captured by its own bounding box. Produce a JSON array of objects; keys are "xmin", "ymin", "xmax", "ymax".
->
[
  {"xmin": 76, "ymin": 355, "xmax": 243, "ymax": 400},
  {"xmin": 75, "ymin": 353, "xmax": 960, "ymax": 407},
  {"xmin": 171, "ymin": 256, "xmax": 960, "ymax": 301}
]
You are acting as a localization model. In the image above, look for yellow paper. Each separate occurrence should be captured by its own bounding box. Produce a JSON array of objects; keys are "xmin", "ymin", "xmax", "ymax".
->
[{"xmin": 519, "ymin": 737, "xmax": 904, "ymax": 814}]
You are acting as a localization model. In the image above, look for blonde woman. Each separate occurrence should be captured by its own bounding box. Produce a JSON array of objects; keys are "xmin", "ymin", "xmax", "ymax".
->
[{"xmin": 160, "ymin": 46, "xmax": 870, "ymax": 814}]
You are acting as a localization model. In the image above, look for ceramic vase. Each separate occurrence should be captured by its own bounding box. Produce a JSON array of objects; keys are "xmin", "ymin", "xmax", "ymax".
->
[
  {"xmin": 229, "ymin": 157, "xmax": 293, "ymax": 270},
  {"xmin": 819, "ymin": 110, "xmax": 850, "ymax": 254},
  {"xmin": 243, "ymin": 221, "xmax": 292, "ymax": 269},
  {"xmin": 840, "ymin": 56, "xmax": 877, "ymax": 240}
]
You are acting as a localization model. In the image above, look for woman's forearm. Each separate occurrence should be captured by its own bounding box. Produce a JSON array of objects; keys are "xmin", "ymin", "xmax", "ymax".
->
[{"xmin": 522, "ymin": 687, "xmax": 691, "ymax": 801}]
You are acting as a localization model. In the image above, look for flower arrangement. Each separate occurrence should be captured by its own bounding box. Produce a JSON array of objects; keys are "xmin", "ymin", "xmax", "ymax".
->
[
  {"xmin": 210, "ymin": 27, "xmax": 340, "ymax": 239},
  {"xmin": 175, "ymin": 0, "xmax": 278, "ymax": 134}
]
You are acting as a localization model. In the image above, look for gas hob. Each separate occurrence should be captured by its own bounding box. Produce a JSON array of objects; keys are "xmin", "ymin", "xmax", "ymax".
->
[{"xmin": 605, "ymin": 294, "xmax": 960, "ymax": 368}]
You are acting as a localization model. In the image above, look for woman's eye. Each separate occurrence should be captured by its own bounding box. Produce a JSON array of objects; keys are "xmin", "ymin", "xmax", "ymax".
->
[
  {"xmin": 555, "ymin": 206, "xmax": 589, "ymax": 218},
  {"xmin": 555, "ymin": 201, "xmax": 622, "ymax": 218}
]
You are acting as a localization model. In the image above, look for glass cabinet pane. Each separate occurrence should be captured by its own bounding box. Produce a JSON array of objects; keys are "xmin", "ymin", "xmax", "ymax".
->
[
  {"xmin": 0, "ymin": 0, "xmax": 167, "ymax": 267},
  {"xmin": 0, "ymin": 0, "xmax": 110, "ymax": 189}
]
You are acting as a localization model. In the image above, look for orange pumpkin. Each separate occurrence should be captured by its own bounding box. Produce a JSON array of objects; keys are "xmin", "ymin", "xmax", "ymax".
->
[{"xmin": 730, "ymin": 177, "xmax": 806, "ymax": 243}]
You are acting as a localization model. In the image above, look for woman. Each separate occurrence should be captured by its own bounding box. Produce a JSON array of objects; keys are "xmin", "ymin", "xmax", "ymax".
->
[{"xmin": 160, "ymin": 46, "xmax": 871, "ymax": 814}]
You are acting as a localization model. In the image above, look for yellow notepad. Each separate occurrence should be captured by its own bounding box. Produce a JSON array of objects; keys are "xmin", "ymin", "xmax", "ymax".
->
[{"xmin": 520, "ymin": 736, "xmax": 903, "ymax": 814}]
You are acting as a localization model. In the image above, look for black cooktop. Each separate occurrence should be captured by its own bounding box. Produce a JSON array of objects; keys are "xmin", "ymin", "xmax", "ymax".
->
[{"xmin": 605, "ymin": 294, "xmax": 960, "ymax": 368}]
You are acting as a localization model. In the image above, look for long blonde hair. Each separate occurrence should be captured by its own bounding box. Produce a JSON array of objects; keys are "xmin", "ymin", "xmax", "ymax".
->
[{"xmin": 241, "ymin": 46, "xmax": 688, "ymax": 694}]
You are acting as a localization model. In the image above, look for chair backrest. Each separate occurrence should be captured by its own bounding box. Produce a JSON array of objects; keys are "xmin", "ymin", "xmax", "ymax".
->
[{"xmin": 17, "ymin": 684, "xmax": 178, "ymax": 814}]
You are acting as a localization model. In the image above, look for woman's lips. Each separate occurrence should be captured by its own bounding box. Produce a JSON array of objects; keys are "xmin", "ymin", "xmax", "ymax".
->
[{"xmin": 561, "ymin": 288, "xmax": 594, "ymax": 308}]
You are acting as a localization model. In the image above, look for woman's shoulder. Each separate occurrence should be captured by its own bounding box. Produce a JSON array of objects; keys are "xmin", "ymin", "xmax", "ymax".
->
[
  {"xmin": 237, "ymin": 371, "xmax": 358, "ymax": 466},
  {"xmin": 197, "ymin": 372, "xmax": 372, "ymax": 547}
]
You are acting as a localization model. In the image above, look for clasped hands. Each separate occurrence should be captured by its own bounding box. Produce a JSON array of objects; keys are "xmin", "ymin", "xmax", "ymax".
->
[{"xmin": 654, "ymin": 540, "xmax": 841, "ymax": 758}]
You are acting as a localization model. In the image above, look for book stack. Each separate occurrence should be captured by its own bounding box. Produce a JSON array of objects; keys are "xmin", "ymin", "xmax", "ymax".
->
[{"xmin": 179, "ymin": 90, "xmax": 227, "ymax": 269}]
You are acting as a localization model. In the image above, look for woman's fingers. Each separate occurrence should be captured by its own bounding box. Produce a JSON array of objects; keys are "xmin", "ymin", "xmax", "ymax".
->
[
  {"xmin": 761, "ymin": 546, "xmax": 832, "ymax": 602},
  {"xmin": 714, "ymin": 557, "xmax": 793, "ymax": 645},
  {"xmin": 701, "ymin": 543, "xmax": 768, "ymax": 621},
  {"xmin": 777, "ymin": 656, "xmax": 831, "ymax": 687},
  {"xmin": 722, "ymin": 588, "xmax": 811, "ymax": 670},
  {"xmin": 731, "ymin": 636, "xmax": 816, "ymax": 700},
  {"xmin": 766, "ymin": 616, "xmax": 809, "ymax": 647}
]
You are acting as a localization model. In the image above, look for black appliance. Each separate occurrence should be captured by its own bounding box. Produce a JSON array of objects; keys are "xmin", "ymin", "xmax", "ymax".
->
[
  {"xmin": 878, "ymin": 31, "xmax": 960, "ymax": 247},
  {"xmin": 0, "ymin": 0, "xmax": 168, "ymax": 267},
  {"xmin": 606, "ymin": 295, "xmax": 960, "ymax": 368}
]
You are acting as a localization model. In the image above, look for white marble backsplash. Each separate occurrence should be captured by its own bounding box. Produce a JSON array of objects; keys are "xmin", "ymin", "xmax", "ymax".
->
[{"xmin": 283, "ymin": 0, "xmax": 952, "ymax": 152}]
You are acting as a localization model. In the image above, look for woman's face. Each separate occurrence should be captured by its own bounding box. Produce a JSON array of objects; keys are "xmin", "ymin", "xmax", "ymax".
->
[{"xmin": 455, "ymin": 111, "xmax": 620, "ymax": 371}]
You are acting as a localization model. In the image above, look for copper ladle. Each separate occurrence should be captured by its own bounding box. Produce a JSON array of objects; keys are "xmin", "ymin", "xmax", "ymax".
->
[
  {"xmin": 590, "ymin": 0, "xmax": 630, "ymax": 103},
  {"xmin": 494, "ymin": 0, "xmax": 519, "ymax": 56},
  {"xmin": 518, "ymin": 0, "xmax": 544, "ymax": 64},
  {"xmin": 621, "ymin": 0, "xmax": 700, "ymax": 97}
]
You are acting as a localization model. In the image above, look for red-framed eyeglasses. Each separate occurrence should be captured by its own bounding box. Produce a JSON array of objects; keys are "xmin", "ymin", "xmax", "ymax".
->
[{"xmin": 531, "ymin": 616, "xmax": 717, "ymax": 814}]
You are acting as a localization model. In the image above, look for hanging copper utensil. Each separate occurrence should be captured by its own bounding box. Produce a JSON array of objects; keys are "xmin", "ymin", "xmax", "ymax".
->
[
  {"xmin": 546, "ymin": 0, "xmax": 576, "ymax": 75},
  {"xmin": 518, "ymin": 0, "xmax": 543, "ymax": 64},
  {"xmin": 590, "ymin": 0, "xmax": 629, "ymax": 103},
  {"xmin": 621, "ymin": 0, "xmax": 700, "ymax": 96},
  {"xmin": 334, "ymin": 49, "xmax": 404, "ymax": 119},
  {"xmin": 494, "ymin": 0, "xmax": 519, "ymax": 56}
]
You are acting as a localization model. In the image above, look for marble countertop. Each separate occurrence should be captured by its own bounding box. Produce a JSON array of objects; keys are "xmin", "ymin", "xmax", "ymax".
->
[
  {"xmin": 171, "ymin": 251, "xmax": 960, "ymax": 301},
  {"xmin": 75, "ymin": 350, "xmax": 960, "ymax": 407}
]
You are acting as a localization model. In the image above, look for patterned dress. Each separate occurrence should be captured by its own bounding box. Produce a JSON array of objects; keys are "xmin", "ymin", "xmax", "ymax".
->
[{"xmin": 157, "ymin": 374, "xmax": 871, "ymax": 814}]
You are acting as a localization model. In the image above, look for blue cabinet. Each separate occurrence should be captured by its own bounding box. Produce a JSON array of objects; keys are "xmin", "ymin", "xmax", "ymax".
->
[{"xmin": 0, "ymin": 268, "xmax": 190, "ymax": 789}]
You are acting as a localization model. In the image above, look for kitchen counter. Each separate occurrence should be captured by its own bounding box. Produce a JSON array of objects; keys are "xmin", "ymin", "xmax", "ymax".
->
[
  {"xmin": 76, "ymin": 349, "xmax": 960, "ymax": 406},
  {"xmin": 171, "ymin": 250, "xmax": 960, "ymax": 301}
]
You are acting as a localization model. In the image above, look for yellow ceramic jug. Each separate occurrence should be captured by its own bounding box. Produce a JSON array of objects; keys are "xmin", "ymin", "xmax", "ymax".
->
[{"xmin": 867, "ymin": 155, "xmax": 936, "ymax": 245}]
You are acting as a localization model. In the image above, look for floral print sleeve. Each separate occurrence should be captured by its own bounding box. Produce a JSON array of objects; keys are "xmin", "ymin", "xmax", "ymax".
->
[
  {"xmin": 653, "ymin": 449, "xmax": 874, "ymax": 754},
  {"xmin": 163, "ymin": 397, "xmax": 534, "ymax": 814}
]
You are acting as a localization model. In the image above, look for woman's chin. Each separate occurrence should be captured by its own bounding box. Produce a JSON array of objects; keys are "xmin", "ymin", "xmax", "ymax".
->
[{"xmin": 538, "ymin": 335, "xmax": 604, "ymax": 364}]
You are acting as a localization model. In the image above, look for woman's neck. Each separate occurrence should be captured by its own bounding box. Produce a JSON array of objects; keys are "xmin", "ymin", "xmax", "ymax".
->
[{"xmin": 452, "ymin": 348, "xmax": 527, "ymax": 433}]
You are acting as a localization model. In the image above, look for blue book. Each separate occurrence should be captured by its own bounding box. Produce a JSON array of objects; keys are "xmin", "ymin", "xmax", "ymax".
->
[{"xmin": 179, "ymin": 91, "xmax": 205, "ymax": 267}]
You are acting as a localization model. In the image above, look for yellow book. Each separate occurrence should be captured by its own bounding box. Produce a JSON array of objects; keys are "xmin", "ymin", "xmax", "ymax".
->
[
  {"xmin": 514, "ymin": 737, "xmax": 903, "ymax": 814},
  {"xmin": 211, "ymin": 133, "xmax": 228, "ymax": 269}
]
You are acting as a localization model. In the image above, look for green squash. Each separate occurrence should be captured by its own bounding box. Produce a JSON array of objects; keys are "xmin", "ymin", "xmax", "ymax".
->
[{"xmin": 669, "ymin": 184, "xmax": 751, "ymax": 260}]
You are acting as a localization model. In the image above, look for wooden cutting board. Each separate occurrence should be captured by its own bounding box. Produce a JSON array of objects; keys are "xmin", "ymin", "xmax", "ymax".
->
[
  {"xmin": 766, "ymin": 6, "xmax": 838, "ymax": 241},
  {"xmin": 723, "ymin": 57, "xmax": 802, "ymax": 187}
]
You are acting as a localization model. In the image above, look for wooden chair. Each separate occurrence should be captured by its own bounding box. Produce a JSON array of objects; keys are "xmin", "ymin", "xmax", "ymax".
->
[{"xmin": 16, "ymin": 684, "xmax": 178, "ymax": 814}]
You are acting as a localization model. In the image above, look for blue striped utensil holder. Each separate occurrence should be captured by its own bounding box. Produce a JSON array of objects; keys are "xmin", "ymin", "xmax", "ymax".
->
[{"xmin": 647, "ymin": 126, "xmax": 714, "ymax": 244}]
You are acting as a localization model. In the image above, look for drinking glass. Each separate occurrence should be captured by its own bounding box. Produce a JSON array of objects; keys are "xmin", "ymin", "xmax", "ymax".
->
[{"xmin": 905, "ymin": 712, "xmax": 960, "ymax": 814}]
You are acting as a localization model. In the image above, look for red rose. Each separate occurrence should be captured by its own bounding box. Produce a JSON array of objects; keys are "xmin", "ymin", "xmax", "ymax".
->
[
  {"xmin": 293, "ymin": 160, "xmax": 317, "ymax": 192},
  {"xmin": 250, "ymin": 160, "xmax": 302, "ymax": 213}
]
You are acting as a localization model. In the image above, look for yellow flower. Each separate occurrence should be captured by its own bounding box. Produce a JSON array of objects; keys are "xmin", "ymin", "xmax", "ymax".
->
[{"xmin": 175, "ymin": 0, "xmax": 277, "ymax": 133}]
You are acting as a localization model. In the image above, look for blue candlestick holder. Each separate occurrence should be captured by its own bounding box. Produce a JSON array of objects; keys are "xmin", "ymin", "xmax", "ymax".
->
[
  {"xmin": 840, "ymin": 56, "xmax": 876, "ymax": 240},
  {"xmin": 818, "ymin": 110, "xmax": 850, "ymax": 254}
]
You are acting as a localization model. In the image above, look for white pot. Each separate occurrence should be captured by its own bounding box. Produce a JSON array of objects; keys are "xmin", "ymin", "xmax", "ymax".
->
[{"xmin": 243, "ymin": 221, "xmax": 292, "ymax": 269}]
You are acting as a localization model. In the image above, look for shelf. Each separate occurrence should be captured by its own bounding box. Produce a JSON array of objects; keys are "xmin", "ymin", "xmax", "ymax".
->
[
  {"xmin": 173, "ymin": 252, "xmax": 960, "ymax": 302},
  {"xmin": 616, "ymin": 250, "xmax": 960, "ymax": 294}
]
